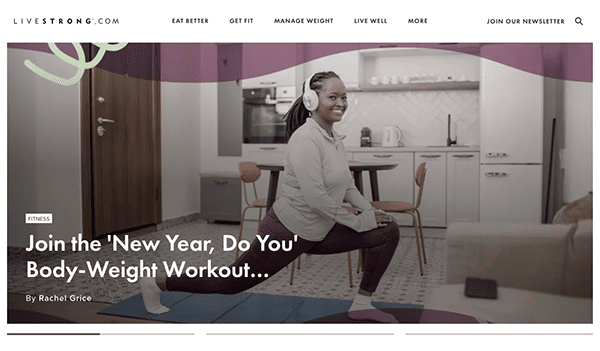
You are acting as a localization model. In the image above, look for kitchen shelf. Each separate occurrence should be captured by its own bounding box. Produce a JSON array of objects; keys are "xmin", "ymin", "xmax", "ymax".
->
[{"xmin": 355, "ymin": 81, "xmax": 479, "ymax": 92}]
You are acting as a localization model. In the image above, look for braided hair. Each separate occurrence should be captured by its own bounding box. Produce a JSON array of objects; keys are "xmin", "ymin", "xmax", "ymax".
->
[{"xmin": 283, "ymin": 71, "xmax": 341, "ymax": 141}]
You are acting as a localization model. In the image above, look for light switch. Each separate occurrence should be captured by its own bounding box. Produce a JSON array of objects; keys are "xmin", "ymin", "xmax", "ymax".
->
[{"xmin": 558, "ymin": 148, "xmax": 566, "ymax": 169}]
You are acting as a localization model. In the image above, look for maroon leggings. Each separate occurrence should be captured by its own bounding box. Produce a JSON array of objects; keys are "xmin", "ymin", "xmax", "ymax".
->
[{"xmin": 166, "ymin": 209, "xmax": 400, "ymax": 294}]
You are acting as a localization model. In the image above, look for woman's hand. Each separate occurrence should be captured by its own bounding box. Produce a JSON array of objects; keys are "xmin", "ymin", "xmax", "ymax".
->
[{"xmin": 375, "ymin": 210, "xmax": 395, "ymax": 227}]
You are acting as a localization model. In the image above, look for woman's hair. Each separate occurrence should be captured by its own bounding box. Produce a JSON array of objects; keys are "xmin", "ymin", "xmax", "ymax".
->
[{"xmin": 283, "ymin": 71, "xmax": 341, "ymax": 141}]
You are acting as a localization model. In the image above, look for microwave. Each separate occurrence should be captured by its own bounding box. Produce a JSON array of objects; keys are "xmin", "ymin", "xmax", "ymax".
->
[{"xmin": 243, "ymin": 86, "xmax": 296, "ymax": 143}]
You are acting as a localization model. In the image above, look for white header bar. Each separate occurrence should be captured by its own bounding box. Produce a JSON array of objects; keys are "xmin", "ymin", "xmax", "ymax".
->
[{"xmin": 1, "ymin": 0, "xmax": 597, "ymax": 42}]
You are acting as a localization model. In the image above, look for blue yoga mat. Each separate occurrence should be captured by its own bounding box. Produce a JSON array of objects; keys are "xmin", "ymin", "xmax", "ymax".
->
[
  {"xmin": 151, "ymin": 293, "xmax": 253, "ymax": 323},
  {"xmin": 99, "ymin": 292, "xmax": 423, "ymax": 323},
  {"xmin": 98, "ymin": 291, "xmax": 192, "ymax": 321},
  {"xmin": 215, "ymin": 294, "xmax": 306, "ymax": 323}
]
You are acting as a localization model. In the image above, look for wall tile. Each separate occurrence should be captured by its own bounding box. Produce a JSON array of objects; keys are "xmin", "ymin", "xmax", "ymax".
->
[{"xmin": 338, "ymin": 90, "xmax": 479, "ymax": 147}]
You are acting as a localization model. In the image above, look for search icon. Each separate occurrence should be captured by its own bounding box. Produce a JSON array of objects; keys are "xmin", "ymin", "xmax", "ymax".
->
[{"xmin": 575, "ymin": 17, "xmax": 583, "ymax": 25}]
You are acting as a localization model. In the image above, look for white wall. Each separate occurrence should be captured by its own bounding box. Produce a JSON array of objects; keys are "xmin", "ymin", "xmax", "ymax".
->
[
  {"xmin": 199, "ymin": 45, "xmax": 244, "ymax": 175},
  {"xmin": 160, "ymin": 82, "xmax": 202, "ymax": 220},
  {"xmin": 161, "ymin": 44, "xmax": 245, "ymax": 221},
  {"xmin": 562, "ymin": 81, "xmax": 593, "ymax": 202},
  {"xmin": 8, "ymin": 49, "xmax": 83, "ymax": 247}
]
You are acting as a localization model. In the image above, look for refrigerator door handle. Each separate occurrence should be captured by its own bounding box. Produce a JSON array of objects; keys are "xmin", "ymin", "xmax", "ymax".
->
[
  {"xmin": 485, "ymin": 152, "xmax": 508, "ymax": 158},
  {"xmin": 485, "ymin": 172, "xmax": 508, "ymax": 177}
]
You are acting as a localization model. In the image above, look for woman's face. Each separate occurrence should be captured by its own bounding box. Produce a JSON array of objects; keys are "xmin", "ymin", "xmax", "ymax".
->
[{"xmin": 315, "ymin": 77, "xmax": 347, "ymax": 124}]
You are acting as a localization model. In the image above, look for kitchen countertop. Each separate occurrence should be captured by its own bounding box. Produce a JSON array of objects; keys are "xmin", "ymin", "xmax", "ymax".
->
[{"xmin": 346, "ymin": 145, "xmax": 480, "ymax": 152}]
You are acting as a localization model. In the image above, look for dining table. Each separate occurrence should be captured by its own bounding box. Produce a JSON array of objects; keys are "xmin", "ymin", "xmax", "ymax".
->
[{"xmin": 256, "ymin": 162, "xmax": 399, "ymax": 211}]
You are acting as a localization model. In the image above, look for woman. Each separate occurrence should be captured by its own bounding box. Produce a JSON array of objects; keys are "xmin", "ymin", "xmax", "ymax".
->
[{"xmin": 140, "ymin": 71, "xmax": 400, "ymax": 323}]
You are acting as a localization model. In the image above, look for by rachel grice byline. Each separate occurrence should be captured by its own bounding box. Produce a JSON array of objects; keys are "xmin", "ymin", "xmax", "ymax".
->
[{"xmin": 25, "ymin": 233, "xmax": 298, "ymax": 283}]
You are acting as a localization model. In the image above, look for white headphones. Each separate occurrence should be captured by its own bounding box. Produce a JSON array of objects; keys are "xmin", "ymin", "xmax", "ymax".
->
[{"xmin": 302, "ymin": 73, "xmax": 319, "ymax": 111}]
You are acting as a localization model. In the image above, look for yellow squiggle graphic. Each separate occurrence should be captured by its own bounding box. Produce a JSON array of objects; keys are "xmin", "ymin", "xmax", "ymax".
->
[{"xmin": 24, "ymin": 43, "xmax": 128, "ymax": 86}]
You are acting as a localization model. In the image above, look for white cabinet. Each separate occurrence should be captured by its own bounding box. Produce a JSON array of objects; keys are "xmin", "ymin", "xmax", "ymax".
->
[
  {"xmin": 415, "ymin": 152, "xmax": 447, "ymax": 227},
  {"xmin": 353, "ymin": 152, "xmax": 414, "ymax": 226},
  {"xmin": 303, "ymin": 44, "xmax": 360, "ymax": 89},
  {"xmin": 244, "ymin": 147, "xmax": 480, "ymax": 227},
  {"xmin": 353, "ymin": 150, "xmax": 479, "ymax": 227},
  {"xmin": 241, "ymin": 44, "xmax": 299, "ymax": 88},
  {"xmin": 241, "ymin": 144, "xmax": 287, "ymax": 217},
  {"xmin": 447, "ymin": 152, "xmax": 480, "ymax": 224}
]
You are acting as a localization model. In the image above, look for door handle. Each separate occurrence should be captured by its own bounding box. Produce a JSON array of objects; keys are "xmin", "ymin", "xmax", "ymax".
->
[
  {"xmin": 485, "ymin": 172, "xmax": 507, "ymax": 177},
  {"xmin": 420, "ymin": 155, "xmax": 441, "ymax": 158},
  {"xmin": 259, "ymin": 147, "xmax": 276, "ymax": 150},
  {"xmin": 97, "ymin": 96, "xmax": 105, "ymax": 103},
  {"xmin": 97, "ymin": 126, "xmax": 107, "ymax": 136},
  {"xmin": 373, "ymin": 154, "xmax": 393, "ymax": 158},
  {"xmin": 485, "ymin": 152, "xmax": 507, "ymax": 157},
  {"xmin": 452, "ymin": 154, "xmax": 475, "ymax": 158},
  {"xmin": 98, "ymin": 117, "xmax": 115, "ymax": 124}
]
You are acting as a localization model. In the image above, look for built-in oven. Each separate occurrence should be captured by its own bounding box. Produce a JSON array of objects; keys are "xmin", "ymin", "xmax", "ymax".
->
[{"xmin": 243, "ymin": 86, "xmax": 296, "ymax": 143}]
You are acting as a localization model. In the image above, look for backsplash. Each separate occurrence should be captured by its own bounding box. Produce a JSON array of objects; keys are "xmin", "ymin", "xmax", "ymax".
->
[{"xmin": 337, "ymin": 90, "xmax": 479, "ymax": 147}]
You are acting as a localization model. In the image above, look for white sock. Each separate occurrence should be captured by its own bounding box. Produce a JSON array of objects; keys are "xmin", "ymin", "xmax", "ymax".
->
[
  {"xmin": 349, "ymin": 292, "xmax": 375, "ymax": 312},
  {"xmin": 140, "ymin": 277, "xmax": 170, "ymax": 314},
  {"xmin": 348, "ymin": 293, "xmax": 398, "ymax": 323}
]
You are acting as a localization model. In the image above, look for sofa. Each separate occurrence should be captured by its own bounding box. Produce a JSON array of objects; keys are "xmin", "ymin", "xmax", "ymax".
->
[{"xmin": 424, "ymin": 218, "xmax": 592, "ymax": 323}]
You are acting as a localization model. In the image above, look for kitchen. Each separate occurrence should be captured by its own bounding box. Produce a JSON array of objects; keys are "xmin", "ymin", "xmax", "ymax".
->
[
  {"xmin": 5, "ymin": 42, "xmax": 593, "ymax": 321},
  {"xmin": 6, "ymin": 43, "xmax": 592, "ymax": 247},
  {"xmin": 203, "ymin": 43, "xmax": 592, "ymax": 230}
]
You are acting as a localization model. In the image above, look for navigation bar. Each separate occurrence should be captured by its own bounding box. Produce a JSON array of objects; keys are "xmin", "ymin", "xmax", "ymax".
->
[{"xmin": 2, "ymin": 12, "xmax": 595, "ymax": 42}]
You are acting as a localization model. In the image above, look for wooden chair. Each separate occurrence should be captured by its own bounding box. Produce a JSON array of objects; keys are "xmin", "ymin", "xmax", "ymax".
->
[
  {"xmin": 289, "ymin": 206, "xmax": 357, "ymax": 287},
  {"xmin": 371, "ymin": 162, "xmax": 428, "ymax": 275},
  {"xmin": 237, "ymin": 161, "xmax": 267, "ymax": 259}
]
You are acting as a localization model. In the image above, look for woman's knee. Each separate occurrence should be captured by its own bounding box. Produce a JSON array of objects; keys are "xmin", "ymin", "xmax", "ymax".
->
[{"xmin": 382, "ymin": 221, "xmax": 400, "ymax": 243}]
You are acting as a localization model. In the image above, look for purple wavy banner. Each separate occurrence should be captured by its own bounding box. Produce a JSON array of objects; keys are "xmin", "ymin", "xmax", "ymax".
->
[{"xmin": 8, "ymin": 43, "xmax": 592, "ymax": 83}]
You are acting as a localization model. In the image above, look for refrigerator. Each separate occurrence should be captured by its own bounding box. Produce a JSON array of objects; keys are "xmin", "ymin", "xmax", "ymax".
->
[{"xmin": 479, "ymin": 44, "xmax": 545, "ymax": 224}]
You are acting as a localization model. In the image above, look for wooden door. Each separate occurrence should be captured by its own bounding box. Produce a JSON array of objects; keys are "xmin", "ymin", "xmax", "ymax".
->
[{"xmin": 89, "ymin": 44, "xmax": 161, "ymax": 237}]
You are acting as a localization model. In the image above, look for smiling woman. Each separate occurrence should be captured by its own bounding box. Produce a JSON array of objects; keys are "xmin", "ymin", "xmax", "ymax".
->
[
  {"xmin": 139, "ymin": 71, "xmax": 401, "ymax": 323},
  {"xmin": 311, "ymin": 77, "xmax": 348, "ymax": 134},
  {"xmin": 284, "ymin": 71, "xmax": 345, "ymax": 140}
]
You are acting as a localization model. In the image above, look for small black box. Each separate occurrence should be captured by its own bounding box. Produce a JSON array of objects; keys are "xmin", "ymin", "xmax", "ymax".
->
[{"xmin": 464, "ymin": 277, "xmax": 498, "ymax": 299}]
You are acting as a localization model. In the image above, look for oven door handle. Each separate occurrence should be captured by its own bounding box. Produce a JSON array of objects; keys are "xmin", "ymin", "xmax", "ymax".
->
[
  {"xmin": 245, "ymin": 99, "xmax": 295, "ymax": 106},
  {"xmin": 244, "ymin": 100, "xmax": 277, "ymax": 105}
]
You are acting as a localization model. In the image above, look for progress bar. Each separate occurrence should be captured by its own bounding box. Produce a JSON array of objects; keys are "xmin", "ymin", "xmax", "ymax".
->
[
  {"xmin": 8, "ymin": 333, "xmax": 195, "ymax": 336},
  {"xmin": 407, "ymin": 333, "xmax": 593, "ymax": 336},
  {"xmin": 207, "ymin": 333, "xmax": 394, "ymax": 336}
]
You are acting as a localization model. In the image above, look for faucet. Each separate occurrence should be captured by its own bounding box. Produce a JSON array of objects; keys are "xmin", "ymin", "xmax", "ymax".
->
[{"xmin": 447, "ymin": 114, "xmax": 457, "ymax": 146}]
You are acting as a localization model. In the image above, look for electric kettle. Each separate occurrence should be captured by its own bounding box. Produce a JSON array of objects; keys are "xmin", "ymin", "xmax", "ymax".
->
[{"xmin": 382, "ymin": 126, "xmax": 402, "ymax": 147}]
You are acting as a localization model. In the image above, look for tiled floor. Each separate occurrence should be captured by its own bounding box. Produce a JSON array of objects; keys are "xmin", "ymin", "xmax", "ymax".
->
[{"xmin": 8, "ymin": 219, "xmax": 446, "ymax": 306}]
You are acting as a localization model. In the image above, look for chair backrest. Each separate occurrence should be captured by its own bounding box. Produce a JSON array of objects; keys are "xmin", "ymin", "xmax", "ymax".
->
[
  {"xmin": 239, "ymin": 161, "xmax": 261, "ymax": 183},
  {"xmin": 239, "ymin": 161, "xmax": 261, "ymax": 206},
  {"xmin": 414, "ymin": 162, "xmax": 427, "ymax": 208}
]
